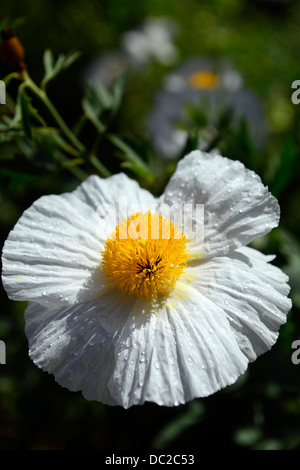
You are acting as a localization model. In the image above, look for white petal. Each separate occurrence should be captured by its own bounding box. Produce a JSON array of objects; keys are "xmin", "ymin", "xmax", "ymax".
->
[
  {"xmin": 1, "ymin": 174, "xmax": 156, "ymax": 307},
  {"xmin": 186, "ymin": 246, "xmax": 292, "ymax": 362},
  {"xmin": 73, "ymin": 173, "xmax": 156, "ymax": 220},
  {"xmin": 2, "ymin": 191, "xmax": 103, "ymax": 307},
  {"xmin": 25, "ymin": 285, "xmax": 248, "ymax": 408},
  {"xmin": 159, "ymin": 150, "xmax": 280, "ymax": 257},
  {"xmin": 108, "ymin": 291, "xmax": 248, "ymax": 408},
  {"xmin": 25, "ymin": 291, "xmax": 137, "ymax": 406}
]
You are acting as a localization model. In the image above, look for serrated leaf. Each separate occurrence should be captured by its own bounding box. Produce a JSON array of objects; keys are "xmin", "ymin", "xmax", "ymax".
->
[
  {"xmin": 41, "ymin": 49, "xmax": 81, "ymax": 89},
  {"xmin": 93, "ymin": 81, "xmax": 113, "ymax": 109},
  {"xmin": 82, "ymin": 82, "xmax": 107, "ymax": 134},
  {"xmin": 43, "ymin": 49, "xmax": 54, "ymax": 77},
  {"xmin": 10, "ymin": 85, "xmax": 46, "ymax": 140},
  {"xmin": 111, "ymin": 68, "xmax": 127, "ymax": 116},
  {"xmin": 35, "ymin": 127, "xmax": 80, "ymax": 157},
  {"xmin": 109, "ymin": 134, "xmax": 154, "ymax": 183}
]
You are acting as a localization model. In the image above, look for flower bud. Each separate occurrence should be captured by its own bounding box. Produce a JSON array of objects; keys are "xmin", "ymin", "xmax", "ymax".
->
[{"xmin": 1, "ymin": 28, "xmax": 26, "ymax": 72}]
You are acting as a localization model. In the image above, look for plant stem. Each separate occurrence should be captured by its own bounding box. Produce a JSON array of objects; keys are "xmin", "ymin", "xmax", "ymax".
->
[
  {"xmin": 53, "ymin": 151, "xmax": 88, "ymax": 181},
  {"xmin": 19, "ymin": 69, "xmax": 111, "ymax": 178},
  {"xmin": 21, "ymin": 70, "xmax": 86, "ymax": 153}
]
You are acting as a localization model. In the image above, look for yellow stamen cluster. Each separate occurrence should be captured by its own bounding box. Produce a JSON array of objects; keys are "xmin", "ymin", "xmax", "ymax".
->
[
  {"xmin": 188, "ymin": 71, "xmax": 219, "ymax": 90},
  {"xmin": 101, "ymin": 212, "xmax": 190, "ymax": 300}
]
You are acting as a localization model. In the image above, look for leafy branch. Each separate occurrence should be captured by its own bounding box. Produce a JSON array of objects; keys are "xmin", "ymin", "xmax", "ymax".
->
[{"xmin": 0, "ymin": 42, "xmax": 154, "ymax": 186}]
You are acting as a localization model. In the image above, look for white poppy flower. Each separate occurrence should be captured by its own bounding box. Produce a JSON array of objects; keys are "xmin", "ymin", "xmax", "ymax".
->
[
  {"xmin": 147, "ymin": 57, "xmax": 266, "ymax": 159},
  {"xmin": 121, "ymin": 17, "xmax": 178, "ymax": 66},
  {"xmin": 1, "ymin": 150, "xmax": 291, "ymax": 408}
]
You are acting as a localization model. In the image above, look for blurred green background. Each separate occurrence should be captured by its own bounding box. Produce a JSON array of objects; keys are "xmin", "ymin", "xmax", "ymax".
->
[{"xmin": 0, "ymin": 0, "xmax": 300, "ymax": 451}]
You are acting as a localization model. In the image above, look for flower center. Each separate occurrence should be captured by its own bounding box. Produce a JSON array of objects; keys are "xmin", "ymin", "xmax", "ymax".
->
[
  {"xmin": 101, "ymin": 212, "xmax": 190, "ymax": 300},
  {"xmin": 188, "ymin": 71, "xmax": 220, "ymax": 90}
]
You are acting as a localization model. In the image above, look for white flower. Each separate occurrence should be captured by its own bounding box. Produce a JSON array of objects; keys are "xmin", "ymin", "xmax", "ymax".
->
[
  {"xmin": 84, "ymin": 18, "xmax": 178, "ymax": 90},
  {"xmin": 147, "ymin": 57, "xmax": 266, "ymax": 159},
  {"xmin": 121, "ymin": 17, "xmax": 178, "ymax": 65},
  {"xmin": 1, "ymin": 150, "xmax": 291, "ymax": 408}
]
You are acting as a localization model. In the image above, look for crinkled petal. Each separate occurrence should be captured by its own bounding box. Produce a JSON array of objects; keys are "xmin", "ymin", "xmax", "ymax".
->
[
  {"xmin": 2, "ymin": 174, "xmax": 156, "ymax": 307},
  {"xmin": 25, "ymin": 290, "xmax": 137, "ymax": 406},
  {"xmin": 25, "ymin": 285, "xmax": 248, "ymax": 408},
  {"xmin": 186, "ymin": 246, "xmax": 292, "ymax": 362},
  {"xmin": 72, "ymin": 173, "xmax": 156, "ymax": 218},
  {"xmin": 159, "ymin": 150, "xmax": 280, "ymax": 257},
  {"xmin": 108, "ymin": 289, "xmax": 248, "ymax": 408}
]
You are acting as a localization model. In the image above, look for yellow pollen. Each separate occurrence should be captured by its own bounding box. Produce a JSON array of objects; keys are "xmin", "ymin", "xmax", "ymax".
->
[
  {"xmin": 101, "ymin": 212, "xmax": 190, "ymax": 300},
  {"xmin": 188, "ymin": 71, "xmax": 220, "ymax": 90}
]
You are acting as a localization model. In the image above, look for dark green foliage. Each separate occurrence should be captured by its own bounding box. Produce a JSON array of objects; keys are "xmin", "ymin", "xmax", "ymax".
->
[{"xmin": 0, "ymin": 0, "xmax": 299, "ymax": 452}]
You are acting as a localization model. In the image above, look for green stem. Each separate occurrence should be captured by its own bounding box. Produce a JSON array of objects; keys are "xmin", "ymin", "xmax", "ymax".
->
[
  {"xmin": 21, "ymin": 70, "xmax": 86, "ymax": 153},
  {"xmin": 19, "ymin": 70, "xmax": 111, "ymax": 178},
  {"xmin": 53, "ymin": 151, "xmax": 88, "ymax": 181},
  {"xmin": 89, "ymin": 133, "xmax": 111, "ymax": 177},
  {"xmin": 89, "ymin": 155, "xmax": 111, "ymax": 177}
]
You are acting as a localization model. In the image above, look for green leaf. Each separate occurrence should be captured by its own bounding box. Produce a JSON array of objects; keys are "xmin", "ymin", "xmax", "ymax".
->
[
  {"xmin": 108, "ymin": 134, "xmax": 154, "ymax": 183},
  {"xmin": 0, "ymin": 168, "xmax": 42, "ymax": 191},
  {"xmin": 41, "ymin": 49, "xmax": 81, "ymax": 90},
  {"xmin": 35, "ymin": 127, "xmax": 80, "ymax": 157},
  {"xmin": 234, "ymin": 426, "xmax": 263, "ymax": 447},
  {"xmin": 16, "ymin": 86, "xmax": 46, "ymax": 141},
  {"xmin": 152, "ymin": 401, "xmax": 205, "ymax": 449},
  {"xmin": 82, "ymin": 74, "xmax": 126, "ymax": 135},
  {"xmin": 43, "ymin": 49, "xmax": 54, "ymax": 78},
  {"xmin": 81, "ymin": 82, "xmax": 108, "ymax": 134},
  {"xmin": 270, "ymin": 138, "xmax": 299, "ymax": 198},
  {"xmin": 19, "ymin": 87, "xmax": 33, "ymax": 140},
  {"xmin": 110, "ymin": 68, "xmax": 127, "ymax": 116}
]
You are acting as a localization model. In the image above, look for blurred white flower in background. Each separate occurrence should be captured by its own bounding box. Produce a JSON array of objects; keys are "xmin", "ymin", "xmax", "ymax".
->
[
  {"xmin": 147, "ymin": 57, "xmax": 267, "ymax": 159},
  {"xmin": 121, "ymin": 17, "xmax": 179, "ymax": 66},
  {"xmin": 84, "ymin": 17, "xmax": 179, "ymax": 88}
]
